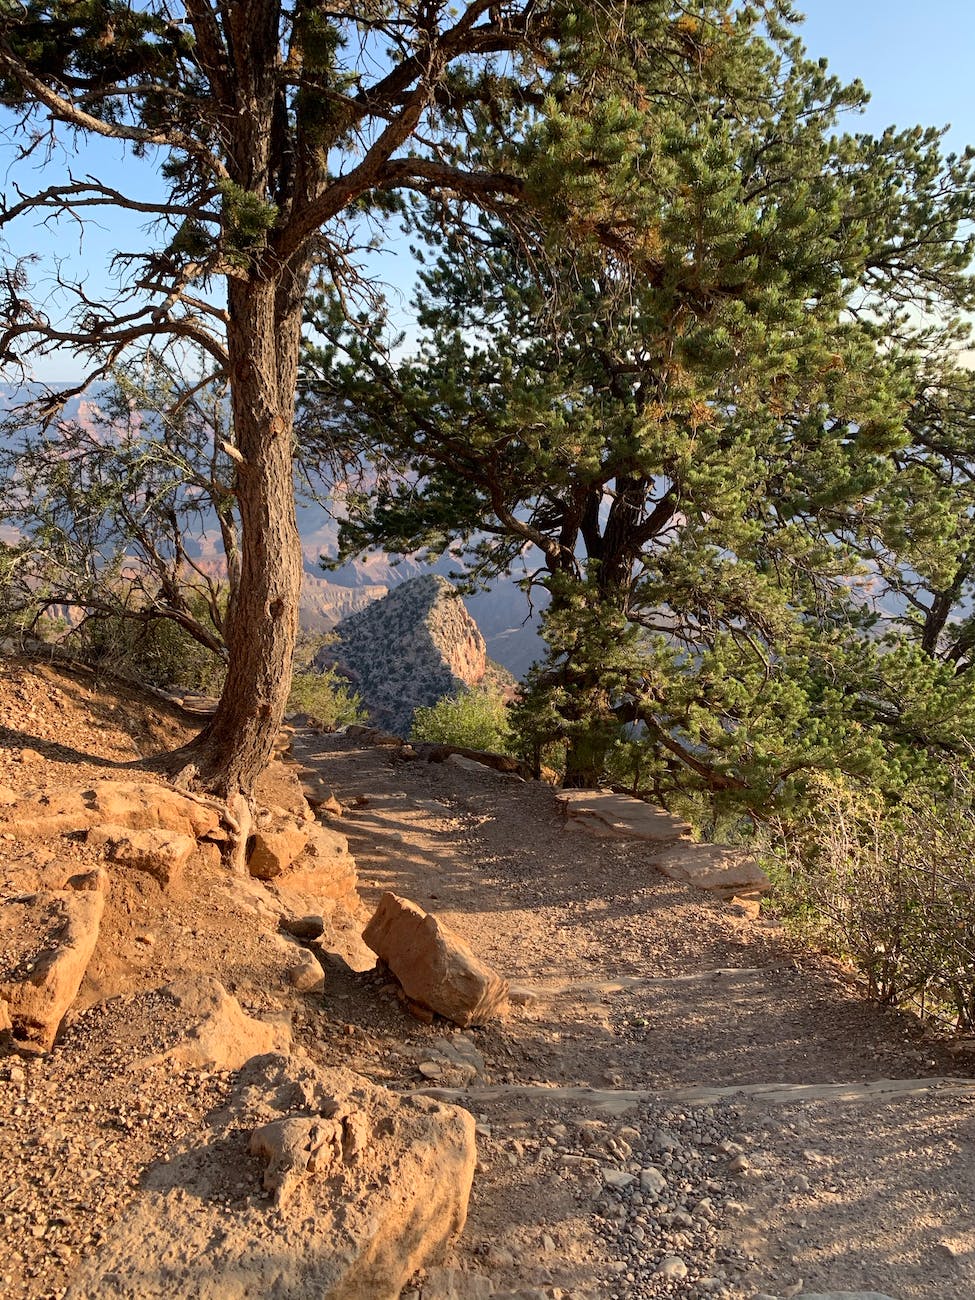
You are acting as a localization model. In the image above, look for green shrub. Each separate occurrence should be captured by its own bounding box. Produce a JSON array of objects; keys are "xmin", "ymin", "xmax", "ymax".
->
[
  {"xmin": 76, "ymin": 606, "xmax": 226, "ymax": 694},
  {"xmin": 287, "ymin": 666, "xmax": 365, "ymax": 729},
  {"xmin": 411, "ymin": 688, "xmax": 513, "ymax": 753},
  {"xmin": 760, "ymin": 771, "xmax": 975, "ymax": 1028}
]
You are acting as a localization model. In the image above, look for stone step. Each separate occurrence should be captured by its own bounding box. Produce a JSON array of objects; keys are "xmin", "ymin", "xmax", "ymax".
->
[
  {"xmin": 556, "ymin": 789, "xmax": 691, "ymax": 841},
  {"xmin": 509, "ymin": 966, "xmax": 769, "ymax": 1002},
  {"xmin": 415, "ymin": 1075, "xmax": 975, "ymax": 1116},
  {"xmin": 556, "ymin": 789, "xmax": 771, "ymax": 894}
]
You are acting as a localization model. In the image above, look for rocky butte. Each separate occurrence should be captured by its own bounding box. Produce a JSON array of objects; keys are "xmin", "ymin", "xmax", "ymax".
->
[{"xmin": 316, "ymin": 574, "xmax": 509, "ymax": 737}]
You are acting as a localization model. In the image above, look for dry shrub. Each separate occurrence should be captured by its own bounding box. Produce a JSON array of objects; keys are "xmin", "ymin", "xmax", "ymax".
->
[{"xmin": 762, "ymin": 770, "xmax": 975, "ymax": 1029}]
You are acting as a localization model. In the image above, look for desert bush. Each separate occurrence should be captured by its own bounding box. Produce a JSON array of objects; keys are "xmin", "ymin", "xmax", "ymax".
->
[
  {"xmin": 287, "ymin": 666, "xmax": 365, "ymax": 729},
  {"xmin": 74, "ymin": 604, "xmax": 227, "ymax": 695},
  {"xmin": 411, "ymin": 687, "xmax": 513, "ymax": 753},
  {"xmin": 761, "ymin": 771, "xmax": 975, "ymax": 1028}
]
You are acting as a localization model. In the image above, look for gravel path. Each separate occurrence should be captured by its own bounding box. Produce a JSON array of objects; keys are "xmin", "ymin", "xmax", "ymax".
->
[{"xmin": 293, "ymin": 730, "xmax": 975, "ymax": 1300}]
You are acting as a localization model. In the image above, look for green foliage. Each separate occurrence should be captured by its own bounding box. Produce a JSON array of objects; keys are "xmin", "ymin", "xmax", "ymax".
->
[
  {"xmin": 287, "ymin": 666, "xmax": 365, "ymax": 730},
  {"xmin": 217, "ymin": 180, "xmax": 279, "ymax": 268},
  {"xmin": 761, "ymin": 771, "xmax": 975, "ymax": 1029},
  {"xmin": 75, "ymin": 593, "xmax": 226, "ymax": 694},
  {"xmin": 306, "ymin": 11, "xmax": 975, "ymax": 818},
  {"xmin": 411, "ymin": 688, "xmax": 514, "ymax": 755}
]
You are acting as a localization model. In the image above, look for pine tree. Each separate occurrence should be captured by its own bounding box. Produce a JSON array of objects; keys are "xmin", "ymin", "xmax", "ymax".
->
[
  {"xmin": 308, "ymin": 24, "xmax": 975, "ymax": 808},
  {"xmin": 0, "ymin": 0, "xmax": 737, "ymax": 795}
]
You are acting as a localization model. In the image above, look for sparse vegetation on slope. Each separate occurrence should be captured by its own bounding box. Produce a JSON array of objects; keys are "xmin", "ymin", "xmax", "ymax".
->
[{"xmin": 411, "ymin": 687, "xmax": 514, "ymax": 755}]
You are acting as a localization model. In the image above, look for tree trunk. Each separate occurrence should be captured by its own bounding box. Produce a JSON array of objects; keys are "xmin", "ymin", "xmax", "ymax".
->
[
  {"xmin": 561, "ymin": 738, "xmax": 606, "ymax": 789},
  {"xmin": 179, "ymin": 274, "xmax": 305, "ymax": 797}
]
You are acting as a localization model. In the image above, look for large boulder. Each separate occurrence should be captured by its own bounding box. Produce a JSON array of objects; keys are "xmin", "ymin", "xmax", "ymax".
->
[
  {"xmin": 363, "ymin": 892, "xmax": 509, "ymax": 1027},
  {"xmin": 66, "ymin": 1052, "xmax": 477, "ymax": 1300},
  {"xmin": 1, "ymin": 868, "xmax": 107, "ymax": 1051}
]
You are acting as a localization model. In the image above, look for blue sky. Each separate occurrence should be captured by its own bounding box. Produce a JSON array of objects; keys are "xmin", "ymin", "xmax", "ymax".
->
[
  {"xmin": 2, "ymin": 2, "xmax": 974, "ymax": 382},
  {"xmin": 797, "ymin": 0, "xmax": 975, "ymax": 154}
]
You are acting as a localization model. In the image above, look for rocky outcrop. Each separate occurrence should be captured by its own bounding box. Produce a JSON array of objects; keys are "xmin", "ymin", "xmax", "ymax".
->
[
  {"xmin": 316, "ymin": 574, "xmax": 496, "ymax": 736},
  {"xmin": 0, "ymin": 779, "xmax": 223, "ymax": 842},
  {"xmin": 363, "ymin": 892, "xmax": 509, "ymax": 1027},
  {"xmin": 139, "ymin": 977, "xmax": 291, "ymax": 1071},
  {"xmin": 1, "ymin": 867, "xmax": 108, "ymax": 1051},
  {"xmin": 228, "ymin": 814, "xmax": 371, "ymax": 973},
  {"xmin": 66, "ymin": 1051, "xmax": 477, "ymax": 1300},
  {"xmin": 247, "ymin": 822, "xmax": 310, "ymax": 880},
  {"xmin": 87, "ymin": 825, "xmax": 197, "ymax": 886}
]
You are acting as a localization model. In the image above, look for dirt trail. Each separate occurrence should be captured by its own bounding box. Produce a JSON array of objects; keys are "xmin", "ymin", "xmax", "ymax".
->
[{"xmin": 294, "ymin": 730, "xmax": 975, "ymax": 1300}]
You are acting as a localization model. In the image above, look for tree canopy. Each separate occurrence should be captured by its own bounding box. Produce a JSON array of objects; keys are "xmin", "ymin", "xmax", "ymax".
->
[
  {"xmin": 2, "ymin": 0, "xmax": 770, "ymax": 793},
  {"xmin": 305, "ymin": 26, "xmax": 975, "ymax": 811}
]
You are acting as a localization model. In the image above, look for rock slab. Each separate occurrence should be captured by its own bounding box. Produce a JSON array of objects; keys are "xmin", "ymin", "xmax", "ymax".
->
[
  {"xmin": 1, "ymin": 870, "xmax": 107, "ymax": 1051},
  {"xmin": 140, "ymin": 977, "xmax": 291, "ymax": 1071},
  {"xmin": 363, "ymin": 892, "xmax": 509, "ymax": 1027},
  {"xmin": 0, "ymin": 779, "xmax": 222, "ymax": 841},
  {"xmin": 66, "ymin": 1052, "xmax": 476, "ymax": 1300},
  {"xmin": 87, "ymin": 825, "xmax": 197, "ymax": 886},
  {"xmin": 556, "ymin": 789, "xmax": 770, "ymax": 896}
]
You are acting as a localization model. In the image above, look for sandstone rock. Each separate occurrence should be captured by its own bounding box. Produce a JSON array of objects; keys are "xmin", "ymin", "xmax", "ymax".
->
[
  {"xmin": 557, "ymin": 789, "xmax": 691, "ymax": 842},
  {"xmin": 0, "ymin": 779, "xmax": 222, "ymax": 841},
  {"xmin": 423, "ymin": 1034, "xmax": 486, "ymax": 1085},
  {"xmin": 287, "ymin": 949, "xmax": 325, "ymax": 994},
  {"xmin": 363, "ymin": 893, "xmax": 508, "ymax": 1027},
  {"xmin": 275, "ymin": 822, "xmax": 356, "ymax": 900},
  {"xmin": 140, "ymin": 977, "xmax": 291, "ymax": 1071},
  {"xmin": 662, "ymin": 843, "xmax": 771, "ymax": 895},
  {"xmin": 639, "ymin": 1167, "xmax": 667, "ymax": 1195},
  {"xmin": 66, "ymin": 1052, "xmax": 476, "ymax": 1300},
  {"xmin": 1, "ymin": 872, "xmax": 107, "ymax": 1051},
  {"xmin": 297, "ymin": 769, "xmax": 343, "ymax": 815},
  {"xmin": 249, "ymin": 1113, "xmax": 348, "ymax": 1207},
  {"xmin": 0, "ymin": 997, "xmax": 11, "ymax": 1035},
  {"xmin": 602, "ymin": 1168, "xmax": 636, "ymax": 1190},
  {"xmin": 445, "ymin": 753, "xmax": 511, "ymax": 776},
  {"xmin": 247, "ymin": 822, "xmax": 309, "ymax": 880},
  {"xmin": 267, "ymin": 823, "xmax": 371, "ymax": 972},
  {"xmin": 87, "ymin": 824, "xmax": 197, "ymax": 886},
  {"xmin": 281, "ymin": 914, "xmax": 326, "ymax": 941}
]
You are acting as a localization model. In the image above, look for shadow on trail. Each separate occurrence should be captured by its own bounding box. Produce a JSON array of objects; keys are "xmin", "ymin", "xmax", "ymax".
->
[{"xmin": 297, "ymin": 733, "xmax": 975, "ymax": 1093}]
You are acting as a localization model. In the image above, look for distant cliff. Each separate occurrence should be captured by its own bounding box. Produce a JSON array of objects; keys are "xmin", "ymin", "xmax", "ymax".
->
[{"xmin": 316, "ymin": 575, "xmax": 509, "ymax": 735}]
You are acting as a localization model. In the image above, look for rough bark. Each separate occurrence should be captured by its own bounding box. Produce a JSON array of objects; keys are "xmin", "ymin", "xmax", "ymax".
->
[
  {"xmin": 180, "ymin": 268, "xmax": 308, "ymax": 795},
  {"xmin": 0, "ymin": 0, "xmax": 559, "ymax": 799},
  {"xmin": 172, "ymin": 0, "xmax": 311, "ymax": 797}
]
